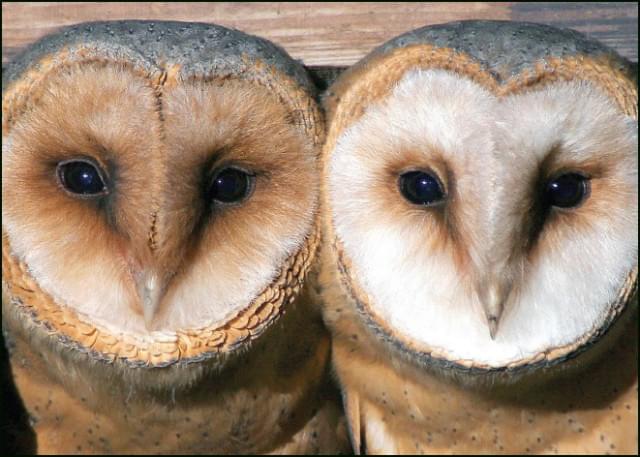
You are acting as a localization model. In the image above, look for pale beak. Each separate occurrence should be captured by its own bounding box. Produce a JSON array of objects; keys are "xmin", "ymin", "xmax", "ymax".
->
[
  {"xmin": 476, "ymin": 280, "xmax": 511, "ymax": 340},
  {"xmin": 134, "ymin": 270, "xmax": 164, "ymax": 330}
]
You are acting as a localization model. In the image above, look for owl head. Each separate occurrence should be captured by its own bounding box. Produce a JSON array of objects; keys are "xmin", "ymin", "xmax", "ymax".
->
[
  {"xmin": 2, "ymin": 21, "xmax": 322, "ymax": 380},
  {"xmin": 322, "ymin": 20, "xmax": 638, "ymax": 375}
]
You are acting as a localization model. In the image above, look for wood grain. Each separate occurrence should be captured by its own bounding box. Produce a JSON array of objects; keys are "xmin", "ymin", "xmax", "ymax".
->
[{"xmin": 2, "ymin": 2, "xmax": 637, "ymax": 68}]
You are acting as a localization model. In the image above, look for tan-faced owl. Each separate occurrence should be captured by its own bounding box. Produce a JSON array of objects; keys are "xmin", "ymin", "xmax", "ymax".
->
[
  {"xmin": 319, "ymin": 20, "xmax": 638, "ymax": 454},
  {"xmin": 2, "ymin": 20, "xmax": 349, "ymax": 454}
]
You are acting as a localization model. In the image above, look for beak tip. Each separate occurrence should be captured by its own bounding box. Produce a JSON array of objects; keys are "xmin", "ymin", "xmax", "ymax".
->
[
  {"xmin": 477, "ymin": 279, "xmax": 510, "ymax": 341},
  {"xmin": 488, "ymin": 316, "xmax": 499, "ymax": 340}
]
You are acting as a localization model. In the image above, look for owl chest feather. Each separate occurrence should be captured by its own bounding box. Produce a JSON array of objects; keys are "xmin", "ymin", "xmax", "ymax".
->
[
  {"xmin": 3, "ymin": 288, "xmax": 349, "ymax": 454},
  {"xmin": 328, "ymin": 296, "xmax": 638, "ymax": 455}
]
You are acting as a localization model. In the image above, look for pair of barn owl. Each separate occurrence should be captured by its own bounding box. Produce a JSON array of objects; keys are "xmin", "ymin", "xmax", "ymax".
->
[{"xmin": 2, "ymin": 19, "xmax": 637, "ymax": 455}]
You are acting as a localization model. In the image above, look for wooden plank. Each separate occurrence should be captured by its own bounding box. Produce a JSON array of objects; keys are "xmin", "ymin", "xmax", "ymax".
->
[
  {"xmin": 2, "ymin": 2, "xmax": 512, "ymax": 66},
  {"xmin": 2, "ymin": 2, "xmax": 637, "ymax": 68}
]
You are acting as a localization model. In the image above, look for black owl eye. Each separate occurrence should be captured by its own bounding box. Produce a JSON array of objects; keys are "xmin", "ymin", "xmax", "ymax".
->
[
  {"xmin": 208, "ymin": 167, "xmax": 253, "ymax": 204},
  {"xmin": 399, "ymin": 171, "xmax": 445, "ymax": 206},
  {"xmin": 545, "ymin": 173, "xmax": 589, "ymax": 208},
  {"xmin": 57, "ymin": 159, "xmax": 108, "ymax": 196}
]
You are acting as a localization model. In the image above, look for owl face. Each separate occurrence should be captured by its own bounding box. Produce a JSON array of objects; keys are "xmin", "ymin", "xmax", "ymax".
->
[
  {"xmin": 2, "ymin": 21, "xmax": 321, "ymax": 367},
  {"xmin": 325, "ymin": 44, "xmax": 638, "ymax": 370}
]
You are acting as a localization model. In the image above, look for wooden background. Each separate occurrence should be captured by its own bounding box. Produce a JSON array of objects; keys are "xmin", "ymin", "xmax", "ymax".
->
[{"xmin": 2, "ymin": 2, "xmax": 638, "ymax": 70}]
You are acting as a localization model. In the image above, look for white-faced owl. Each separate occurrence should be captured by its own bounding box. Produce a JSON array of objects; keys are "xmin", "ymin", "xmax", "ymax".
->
[{"xmin": 320, "ymin": 20, "xmax": 637, "ymax": 454}]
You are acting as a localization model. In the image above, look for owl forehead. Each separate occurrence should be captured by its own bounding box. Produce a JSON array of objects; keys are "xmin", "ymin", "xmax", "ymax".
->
[
  {"xmin": 331, "ymin": 70, "xmax": 495, "ymax": 190},
  {"xmin": 162, "ymin": 80, "xmax": 309, "ymax": 159},
  {"xmin": 9, "ymin": 63, "xmax": 162, "ymax": 155}
]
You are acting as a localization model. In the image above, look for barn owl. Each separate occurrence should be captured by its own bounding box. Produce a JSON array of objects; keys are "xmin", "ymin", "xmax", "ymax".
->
[
  {"xmin": 320, "ymin": 20, "xmax": 638, "ymax": 454},
  {"xmin": 2, "ymin": 20, "xmax": 349, "ymax": 454}
]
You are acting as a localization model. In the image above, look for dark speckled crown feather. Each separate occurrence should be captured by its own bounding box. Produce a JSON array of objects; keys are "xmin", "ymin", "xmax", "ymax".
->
[
  {"xmin": 373, "ymin": 20, "xmax": 632, "ymax": 82},
  {"xmin": 2, "ymin": 20, "xmax": 316, "ymax": 96}
]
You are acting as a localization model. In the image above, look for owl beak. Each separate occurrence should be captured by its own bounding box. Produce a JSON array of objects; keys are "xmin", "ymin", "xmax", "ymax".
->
[
  {"xmin": 134, "ymin": 271, "xmax": 164, "ymax": 330},
  {"xmin": 477, "ymin": 280, "xmax": 511, "ymax": 340}
]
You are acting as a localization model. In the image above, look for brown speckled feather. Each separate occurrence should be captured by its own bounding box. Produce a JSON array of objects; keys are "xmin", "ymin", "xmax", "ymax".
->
[
  {"xmin": 321, "ymin": 252, "xmax": 637, "ymax": 454},
  {"xmin": 3, "ymin": 285, "xmax": 350, "ymax": 454}
]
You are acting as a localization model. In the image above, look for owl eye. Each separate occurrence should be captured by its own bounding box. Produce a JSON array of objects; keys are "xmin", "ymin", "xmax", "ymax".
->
[
  {"xmin": 398, "ymin": 171, "xmax": 445, "ymax": 206},
  {"xmin": 208, "ymin": 167, "xmax": 254, "ymax": 204},
  {"xmin": 57, "ymin": 159, "xmax": 108, "ymax": 196},
  {"xmin": 545, "ymin": 173, "xmax": 589, "ymax": 208}
]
